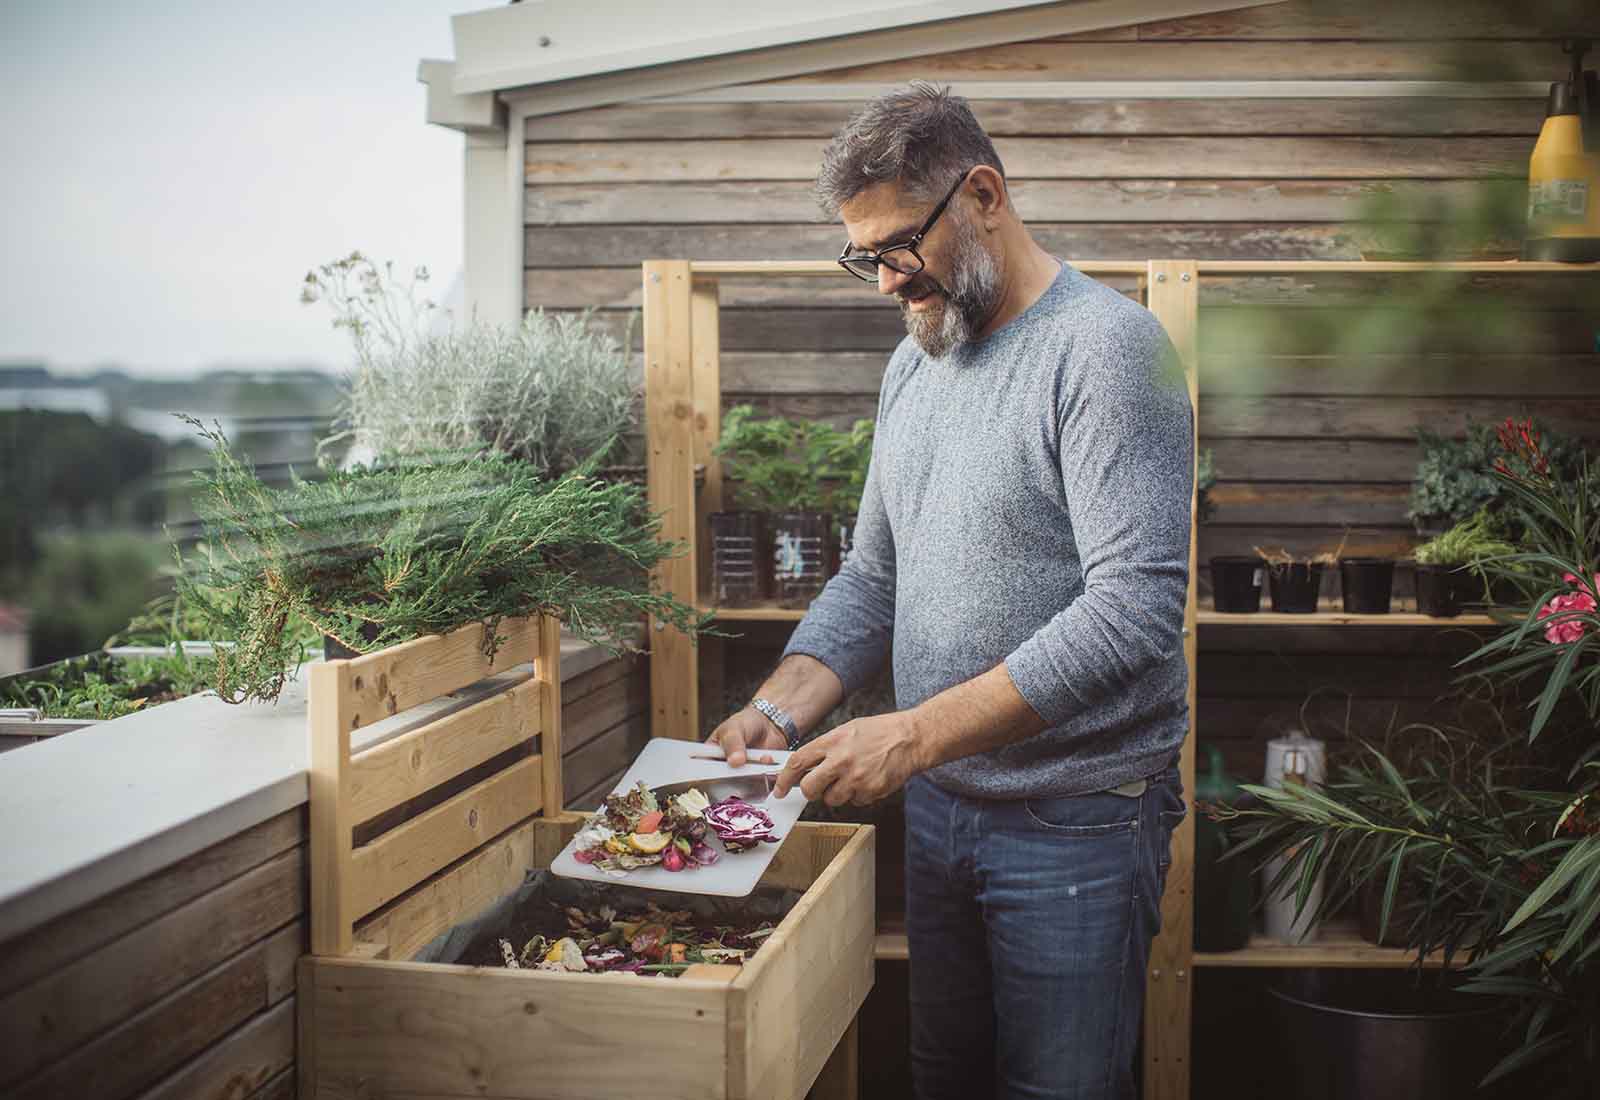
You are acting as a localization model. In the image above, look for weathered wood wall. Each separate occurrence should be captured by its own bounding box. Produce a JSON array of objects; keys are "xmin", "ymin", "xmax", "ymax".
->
[
  {"xmin": 0, "ymin": 654, "xmax": 644, "ymax": 1099},
  {"xmin": 522, "ymin": 0, "xmax": 1599, "ymax": 783}
]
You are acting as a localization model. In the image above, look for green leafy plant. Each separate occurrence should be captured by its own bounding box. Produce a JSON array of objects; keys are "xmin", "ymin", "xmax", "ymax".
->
[
  {"xmin": 0, "ymin": 650, "xmax": 217, "ymax": 720},
  {"xmin": 1409, "ymin": 419, "xmax": 1586, "ymax": 532},
  {"xmin": 173, "ymin": 418, "xmax": 708, "ymax": 705},
  {"xmin": 1197, "ymin": 449, "xmax": 1217, "ymax": 524},
  {"xmin": 305, "ymin": 253, "xmax": 638, "ymax": 475},
  {"xmin": 823, "ymin": 418, "xmax": 874, "ymax": 518},
  {"xmin": 1233, "ymin": 418, "xmax": 1600, "ymax": 1094},
  {"xmin": 1413, "ymin": 508, "xmax": 1519, "ymax": 568},
  {"xmin": 713, "ymin": 406, "xmax": 839, "ymax": 515}
]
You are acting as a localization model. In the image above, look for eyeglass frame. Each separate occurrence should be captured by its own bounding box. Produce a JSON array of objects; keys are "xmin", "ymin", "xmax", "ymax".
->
[{"xmin": 835, "ymin": 169, "xmax": 973, "ymax": 283}]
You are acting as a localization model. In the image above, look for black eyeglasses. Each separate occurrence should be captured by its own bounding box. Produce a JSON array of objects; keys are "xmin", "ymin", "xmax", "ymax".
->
[{"xmin": 836, "ymin": 171, "xmax": 970, "ymax": 283}]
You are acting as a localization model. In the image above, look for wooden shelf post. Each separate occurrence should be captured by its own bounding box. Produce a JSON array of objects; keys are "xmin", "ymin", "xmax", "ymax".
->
[
  {"xmin": 1144, "ymin": 259, "xmax": 1200, "ymax": 1100},
  {"xmin": 644, "ymin": 260, "xmax": 701, "ymax": 741}
]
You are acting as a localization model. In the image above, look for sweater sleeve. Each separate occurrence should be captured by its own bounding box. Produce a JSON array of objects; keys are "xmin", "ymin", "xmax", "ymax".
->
[
  {"xmin": 1003, "ymin": 309, "xmax": 1193, "ymax": 728},
  {"xmin": 780, "ymin": 404, "xmax": 898, "ymax": 698}
]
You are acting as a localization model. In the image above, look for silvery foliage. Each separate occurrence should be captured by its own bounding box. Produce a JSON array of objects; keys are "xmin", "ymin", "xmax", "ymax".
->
[{"xmin": 305, "ymin": 253, "xmax": 636, "ymax": 474}]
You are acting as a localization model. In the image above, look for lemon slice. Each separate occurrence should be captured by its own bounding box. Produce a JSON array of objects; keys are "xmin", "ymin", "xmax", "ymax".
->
[{"xmin": 628, "ymin": 830, "xmax": 671, "ymax": 854}]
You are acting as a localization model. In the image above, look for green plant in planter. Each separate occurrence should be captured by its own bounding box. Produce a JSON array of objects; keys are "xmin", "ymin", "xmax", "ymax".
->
[
  {"xmin": 173, "ymin": 418, "xmax": 708, "ymax": 705},
  {"xmin": 0, "ymin": 650, "xmax": 218, "ymax": 720},
  {"xmin": 1197, "ymin": 448, "xmax": 1217, "ymax": 524},
  {"xmin": 824, "ymin": 418, "xmax": 874, "ymax": 519},
  {"xmin": 1230, "ymin": 420, "xmax": 1600, "ymax": 1095},
  {"xmin": 305, "ymin": 253, "xmax": 638, "ymax": 475},
  {"xmin": 713, "ymin": 406, "xmax": 838, "ymax": 515},
  {"xmin": 1409, "ymin": 419, "xmax": 1586, "ymax": 534}
]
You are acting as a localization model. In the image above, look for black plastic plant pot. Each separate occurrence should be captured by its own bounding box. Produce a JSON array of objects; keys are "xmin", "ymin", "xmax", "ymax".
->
[
  {"xmin": 1267, "ymin": 562, "xmax": 1324, "ymax": 613},
  {"xmin": 771, "ymin": 511, "xmax": 830, "ymax": 609},
  {"xmin": 1413, "ymin": 564, "xmax": 1462, "ymax": 618},
  {"xmin": 709, "ymin": 510, "xmax": 768, "ymax": 608},
  {"xmin": 1339, "ymin": 557, "xmax": 1394, "ymax": 615},
  {"xmin": 1209, "ymin": 556, "xmax": 1264, "ymax": 613}
]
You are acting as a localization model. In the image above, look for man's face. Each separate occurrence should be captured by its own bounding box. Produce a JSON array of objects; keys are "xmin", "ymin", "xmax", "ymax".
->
[{"xmin": 839, "ymin": 180, "xmax": 1003, "ymax": 358}]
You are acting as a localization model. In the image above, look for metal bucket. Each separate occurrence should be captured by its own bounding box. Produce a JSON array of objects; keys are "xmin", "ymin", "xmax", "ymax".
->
[{"xmin": 1268, "ymin": 969, "xmax": 1509, "ymax": 1100}]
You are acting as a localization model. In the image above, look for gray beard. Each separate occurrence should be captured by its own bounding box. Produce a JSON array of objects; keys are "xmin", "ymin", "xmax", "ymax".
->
[{"xmin": 899, "ymin": 215, "xmax": 1004, "ymax": 359}]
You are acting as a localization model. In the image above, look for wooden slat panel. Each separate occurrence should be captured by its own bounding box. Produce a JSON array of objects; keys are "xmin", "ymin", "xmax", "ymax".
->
[
  {"xmin": 521, "ymin": 98, "xmax": 1540, "ymax": 141},
  {"xmin": 1204, "ymin": 438, "xmax": 1418, "ymax": 481},
  {"xmin": 335, "ymin": 616, "xmax": 543, "ymax": 732},
  {"xmin": 347, "ymin": 675, "xmax": 542, "ymax": 824},
  {"xmin": 1209, "ymin": 482, "xmax": 1409, "ymax": 526},
  {"xmin": 1199, "ymin": 526, "xmax": 1416, "ymax": 562},
  {"xmin": 563, "ymin": 715, "xmax": 650, "ymax": 802},
  {"xmin": 355, "ymin": 819, "xmax": 577, "ymax": 963},
  {"xmin": 527, "ymin": 223, "xmax": 1374, "ymax": 267},
  {"xmin": 1204, "ymin": 355, "xmax": 1600, "ymax": 396},
  {"xmin": 562, "ymin": 654, "xmax": 634, "ymax": 707},
  {"xmin": 0, "ymin": 808, "xmax": 304, "ymax": 997},
  {"xmin": 1134, "ymin": 0, "xmax": 1600, "ymax": 40},
  {"xmin": 525, "ymin": 136, "xmax": 1527, "ymax": 183},
  {"xmin": 133, "ymin": 997, "xmax": 295, "ymax": 1100},
  {"xmin": 300, "ymin": 955, "xmax": 730, "ymax": 1100},
  {"xmin": 562, "ymin": 661, "xmax": 648, "ymax": 748},
  {"xmin": 525, "ymin": 178, "xmax": 1500, "ymax": 225},
  {"xmin": 787, "ymin": 41, "xmax": 1556, "ymax": 83},
  {"xmin": 530, "ymin": 267, "xmax": 1597, "ymax": 311},
  {"xmin": 347, "ymin": 753, "xmax": 544, "ymax": 920},
  {"xmin": 1201, "ymin": 395, "xmax": 1600, "ymax": 439},
  {"xmin": 10, "ymin": 922, "xmax": 300, "ymax": 1100},
  {"xmin": 0, "ymin": 846, "xmax": 305, "ymax": 1089}
]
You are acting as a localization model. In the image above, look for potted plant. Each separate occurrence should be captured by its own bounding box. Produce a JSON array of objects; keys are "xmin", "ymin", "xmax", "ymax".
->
[
  {"xmin": 304, "ymin": 252, "xmax": 639, "ymax": 477},
  {"xmin": 1197, "ymin": 451, "xmax": 1265, "ymax": 615},
  {"xmin": 172, "ymin": 419, "xmax": 707, "ymax": 704},
  {"xmin": 1255, "ymin": 537, "xmax": 1347, "ymax": 614},
  {"xmin": 1227, "ymin": 420, "xmax": 1600, "ymax": 1095},
  {"xmin": 1339, "ymin": 556, "xmax": 1397, "ymax": 614},
  {"xmin": 1412, "ymin": 509, "xmax": 1520, "ymax": 618},
  {"xmin": 713, "ymin": 406, "xmax": 838, "ymax": 609}
]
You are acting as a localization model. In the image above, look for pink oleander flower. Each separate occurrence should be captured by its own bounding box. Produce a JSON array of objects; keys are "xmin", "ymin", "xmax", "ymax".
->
[{"xmin": 1538, "ymin": 573, "xmax": 1599, "ymax": 644}]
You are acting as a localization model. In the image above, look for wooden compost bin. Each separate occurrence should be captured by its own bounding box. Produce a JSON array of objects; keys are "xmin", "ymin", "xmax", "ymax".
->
[{"xmin": 297, "ymin": 614, "xmax": 875, "ymax": 1100}]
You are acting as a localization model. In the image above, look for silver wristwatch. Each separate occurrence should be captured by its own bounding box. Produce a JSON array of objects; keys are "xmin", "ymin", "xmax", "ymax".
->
[{"xmin": 750, "ymin": 697, "xmax": 803, "ymax": 751}]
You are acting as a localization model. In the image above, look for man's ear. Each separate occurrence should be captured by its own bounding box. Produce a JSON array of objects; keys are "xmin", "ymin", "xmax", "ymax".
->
[{"xmin": 966, "ymin": 165, "xmax": 1008, "ymax": 229}]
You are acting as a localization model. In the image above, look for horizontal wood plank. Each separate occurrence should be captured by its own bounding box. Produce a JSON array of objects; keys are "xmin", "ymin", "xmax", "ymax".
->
[
  {"xmin": 1203, "ymin": 438, "xmax": 1419, "ymax": 482},
  {"xmin": 1204, "ymin": 355, "xmax": 1600, "ymax": 396},
  {"xmin": 0, "ymin": 846, "xmax": 305, "ymax": 1089},
  {"xmin": 524, "ymin": 136, "xmax": 1527, "ymax": 184},
  {"xmin": 348, "ymin": 754, "xmax": 544, "ymax": 919},
  {"xmin": 562, "ymin": 715, "xmax": 650, "ymax": 803},
  {"xmin": 525, "ymin": 178, "xmax": 1503, "ymax": 226},
  {"xmin": 335, "ymin": 616, "xmax": 544, "ymax": 732},
  {"xmin": 132, "ymin": 996, "xmax": 297, "ymax": 1100},
  {"xmin": 561, "ymin": 666, "xmax": 648, "ymax": 753},
  {"xmin": 0, "ymin": 808, "xmax": 304, "ymax": 997},
  {"xmin": 1209, "ymin": 482, "xmax": 1410, "ymax": 526},
  {"xmin": 526, "ymin": 223, "xmax": 1382, "ymax": 267},
  {"xmin": 1200, "ymin": 394, "xmax": 1600, "ymax": 439},
  {"xmin": 1134, "ymin": 0, "xmax": 1600, "ymax": 41},
  {"xmin": 522, "ymin": 97, "xmax": 1541, "ymax": 141},
  {"xmin": 561, "ymin": 654, "xmax": 635, "ymax": 707},
  {"xmin": 788, "ymin": 41, "xmax": 1556, "ymax": 83},
  {"xmin": 348, "ymin": 676, "xmax": 542, "ymax": 824},
  {"xmin": 9, "ymin": 922, "xmax": 300, "ymax": 1100}
]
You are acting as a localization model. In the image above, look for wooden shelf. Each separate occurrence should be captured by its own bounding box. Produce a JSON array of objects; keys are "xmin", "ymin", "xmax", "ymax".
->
[
  {"xmin": 1193, "ymin": 920, "xmax": 1452, "ymax": 969},
  {"xmin": 1199, "ymin": 598, "xmax": 1498, "ymax": 627},
  {"xmin": 698, "ymin": 602, "xmax": 808, "ymax": 622}
]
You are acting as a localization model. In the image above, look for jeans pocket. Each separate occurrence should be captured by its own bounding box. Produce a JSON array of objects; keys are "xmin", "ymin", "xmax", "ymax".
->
[
  {"xmin": 1023, "ymin": 790, "xmax": 1141, "ymax": 836},
  {"xmin": 1156, "ymin": 809, "xmax": 1186, "ymax": 876}
]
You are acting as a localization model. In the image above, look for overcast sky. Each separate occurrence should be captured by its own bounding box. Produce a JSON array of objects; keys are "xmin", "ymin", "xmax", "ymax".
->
[{"xmin": 2, "ymin": 0, "xmax": 470, "ymax": 375}]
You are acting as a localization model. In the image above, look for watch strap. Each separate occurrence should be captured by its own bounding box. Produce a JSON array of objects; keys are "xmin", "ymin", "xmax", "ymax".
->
[{"xmin": 750, "ymin": 697, "xmax": 803, "ymax": 752}]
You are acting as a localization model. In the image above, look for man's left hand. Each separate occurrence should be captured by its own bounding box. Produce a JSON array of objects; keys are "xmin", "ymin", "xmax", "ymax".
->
[{"xmin": 774, "ymin": 710, "xmax": 927, "ymax": 806}]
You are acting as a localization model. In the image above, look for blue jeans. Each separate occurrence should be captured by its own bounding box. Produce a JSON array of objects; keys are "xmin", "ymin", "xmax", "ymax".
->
[{"xmin": 904, "ymin": 764, "xmax": 1186, "ymax": 1100}]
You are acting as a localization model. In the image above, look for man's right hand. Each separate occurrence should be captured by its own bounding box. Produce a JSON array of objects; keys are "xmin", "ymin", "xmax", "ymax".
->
[{"xmin": 708, "ymin": 705, "xmax": 787, "ymax": 768}]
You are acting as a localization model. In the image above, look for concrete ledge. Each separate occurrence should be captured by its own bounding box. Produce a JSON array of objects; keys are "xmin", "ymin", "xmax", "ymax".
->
[{"xmin": 0, "ymin": 634, "xmax": 622, "ymax": 943}]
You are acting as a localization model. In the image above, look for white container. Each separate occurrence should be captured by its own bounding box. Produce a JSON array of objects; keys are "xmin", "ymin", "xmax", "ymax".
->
[{"xmin": 1262, "ymin": 729, "xmax": 1327, "ymax": 943}]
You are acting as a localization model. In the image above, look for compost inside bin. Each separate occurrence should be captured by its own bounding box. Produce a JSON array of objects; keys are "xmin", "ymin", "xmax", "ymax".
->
[{"xmin": 413, "ymin": 869, "xmax": 802, "ymax": 977}]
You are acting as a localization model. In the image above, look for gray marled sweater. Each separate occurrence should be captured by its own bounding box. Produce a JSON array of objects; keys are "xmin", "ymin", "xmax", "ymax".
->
[{"xmin": 783, "ymin": 261, "xmax": 1193, "ymax": 800}]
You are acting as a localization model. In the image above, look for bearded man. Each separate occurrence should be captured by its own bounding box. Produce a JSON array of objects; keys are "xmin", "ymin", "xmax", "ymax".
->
[{"xmin": 709, "ymin": 82, "xmax": 1192, "ymax": 1100}]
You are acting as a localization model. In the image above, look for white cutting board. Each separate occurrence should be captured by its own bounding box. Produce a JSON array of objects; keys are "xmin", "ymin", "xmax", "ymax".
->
[{"xmin": 549, "ymin": 737, "xmax": 808, "ymax": 897}]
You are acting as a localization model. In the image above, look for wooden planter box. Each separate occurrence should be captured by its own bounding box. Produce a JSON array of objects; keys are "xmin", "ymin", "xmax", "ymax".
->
[{"xmin": 297, "ymin": 615, "xmax": 875, "ymax": 1100}]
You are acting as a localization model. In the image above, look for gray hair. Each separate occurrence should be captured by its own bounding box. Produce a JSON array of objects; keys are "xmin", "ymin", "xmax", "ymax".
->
[{"xmin": 815, "ymin": 82, "xmax": 1006, "ymax": 216}]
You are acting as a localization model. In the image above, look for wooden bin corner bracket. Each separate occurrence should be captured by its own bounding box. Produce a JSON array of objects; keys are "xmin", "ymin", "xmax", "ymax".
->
[{"xmin": 306, "ymin": 614, "xmax": 562, "ymax": 957}]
